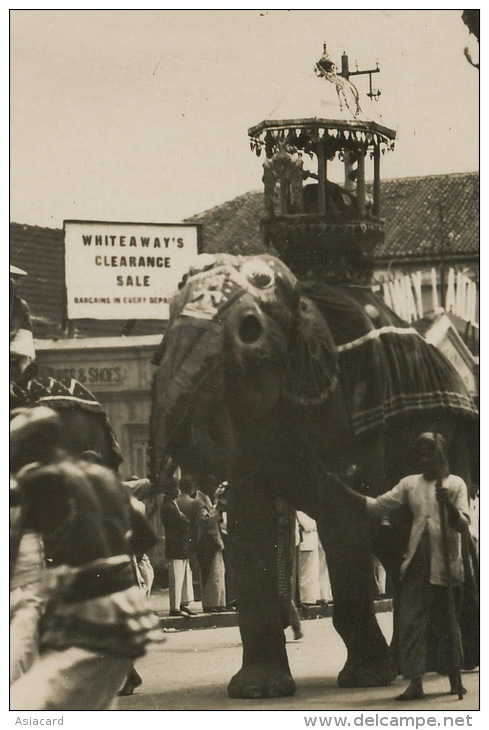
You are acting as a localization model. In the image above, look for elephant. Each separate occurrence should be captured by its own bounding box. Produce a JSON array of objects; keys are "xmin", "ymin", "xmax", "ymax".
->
[{"xmin": 150, "ymin": 252, "xmax": 478, "ymax": 699}]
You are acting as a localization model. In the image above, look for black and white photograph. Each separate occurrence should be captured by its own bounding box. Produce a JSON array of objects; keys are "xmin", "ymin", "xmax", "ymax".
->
[{"xmin": 9, "ymin": 8, "xmax": 480, "ymax": 722}]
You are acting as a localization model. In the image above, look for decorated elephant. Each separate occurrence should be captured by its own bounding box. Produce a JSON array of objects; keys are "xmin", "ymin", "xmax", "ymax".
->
[{"xmin": 150, "ymin": 253, "xmax": 478, "ymax": 699}]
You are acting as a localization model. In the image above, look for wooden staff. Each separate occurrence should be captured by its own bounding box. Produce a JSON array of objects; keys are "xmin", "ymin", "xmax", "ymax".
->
[{"xmin": 436, "ymin": 477, "xmax": 464, "ymax": 700}]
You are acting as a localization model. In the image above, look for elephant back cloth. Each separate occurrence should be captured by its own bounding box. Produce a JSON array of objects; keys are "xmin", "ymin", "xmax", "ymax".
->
[
  {"xmin": 11, "ymin": 376, "xmax": 123, "ymax": 469},
  {"xmin": 299, "ymin": 280, "xmax": 478, "ymax": 436}
]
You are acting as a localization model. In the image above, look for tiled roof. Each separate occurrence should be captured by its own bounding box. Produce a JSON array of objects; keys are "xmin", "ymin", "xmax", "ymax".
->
[
  {"xmin": 186, "ymin": 190, "xmax": 267, "ymax": 257},
  {"xmin": 10, "ymin": 223, "xmax": 65, "ymax": 339},
  {"xmin": 10, "ymin": 172, "xmax": 478, "ymax": 340},
  {"xmin": 378, "ymin": 172, "xmax": 479, "ymax": 260},
  {"xmin": 187, "ymin": 171, "xmax": 479, "ymax": 262}
]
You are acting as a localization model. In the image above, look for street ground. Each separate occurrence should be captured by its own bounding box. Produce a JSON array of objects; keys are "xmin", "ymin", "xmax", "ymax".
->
[{"xmin": 117, "ymin": 612, "xmax": 479, "ymax": 712}]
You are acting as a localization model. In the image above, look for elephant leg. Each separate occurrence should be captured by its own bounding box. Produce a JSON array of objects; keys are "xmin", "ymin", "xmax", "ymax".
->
[
  {"xmin": 314, "ymin": 469, "xmax": 396, "ymax": 688},
  {"xmin": 370, "ymin": 518, "xmax": 407, "ymax": 675},
  {"xmin": 227, "ymin": 472, "xmax": 296, "ymax": 699}
]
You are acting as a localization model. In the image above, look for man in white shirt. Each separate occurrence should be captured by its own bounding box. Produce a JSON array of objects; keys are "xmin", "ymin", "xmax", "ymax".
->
[{"xmin": 367, "ymin": 432, "xmax": 470, "ymax": 701}]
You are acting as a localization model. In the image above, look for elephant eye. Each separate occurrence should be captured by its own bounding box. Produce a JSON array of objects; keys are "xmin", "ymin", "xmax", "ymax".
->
[{"xmin": 241, "ymin": 260, "xmax": 275, "ymax": 290}]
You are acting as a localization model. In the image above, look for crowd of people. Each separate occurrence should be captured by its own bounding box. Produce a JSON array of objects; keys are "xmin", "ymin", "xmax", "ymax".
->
[
  {"xmin": 160, "ymin": 475, "xmax": 338, "ymax": 623},
  {"xmin": 9, "ymin": 265, "xmax": 479, "ymax": 708},
  {"xmin": 161, "ymin": 474, "xmax": 233, "ymax": 615}
]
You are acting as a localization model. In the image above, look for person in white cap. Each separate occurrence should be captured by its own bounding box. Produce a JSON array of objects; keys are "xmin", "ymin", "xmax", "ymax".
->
[{"xmin": 10, "ymin": 264, "xmax": 36, "ymax": 382}]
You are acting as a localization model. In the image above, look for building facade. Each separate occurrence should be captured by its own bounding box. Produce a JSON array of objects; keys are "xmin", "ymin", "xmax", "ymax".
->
[{"xmin": 34, "ymin": 335, "xmax": 160, "ymax": 478}]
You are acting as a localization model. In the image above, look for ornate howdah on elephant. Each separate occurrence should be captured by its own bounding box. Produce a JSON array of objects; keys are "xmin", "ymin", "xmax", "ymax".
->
[{"xmin": 150, "ymin": 253, "xmax": 478, "ymax": 699}]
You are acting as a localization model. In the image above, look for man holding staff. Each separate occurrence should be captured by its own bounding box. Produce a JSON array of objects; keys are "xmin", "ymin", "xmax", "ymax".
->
[{"xmin": 367, "ymin": 432, "xmax": 470, "ymax": 701}]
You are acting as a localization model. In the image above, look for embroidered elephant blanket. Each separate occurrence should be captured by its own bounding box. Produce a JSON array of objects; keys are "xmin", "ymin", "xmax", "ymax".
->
[{"xmin": 300, "ymin": 280, "xmax": 478, "ymax": 436}]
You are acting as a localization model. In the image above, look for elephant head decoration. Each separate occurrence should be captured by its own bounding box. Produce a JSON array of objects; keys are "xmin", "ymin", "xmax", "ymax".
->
[{"xmin": 151, "ymin": 253, "xmax": 341, "ymax": 480}]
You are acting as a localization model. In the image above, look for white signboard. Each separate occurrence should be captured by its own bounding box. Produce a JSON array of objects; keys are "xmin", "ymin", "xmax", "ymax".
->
[{"xmin": 64, "ymin": 220, "xmax": 199, "ymax": 320}]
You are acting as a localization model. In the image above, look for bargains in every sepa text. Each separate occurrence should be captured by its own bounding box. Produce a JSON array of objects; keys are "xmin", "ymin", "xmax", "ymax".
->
[{"xmin": 73, "ymin": 296, "xmax": 168, "ymax": 303}]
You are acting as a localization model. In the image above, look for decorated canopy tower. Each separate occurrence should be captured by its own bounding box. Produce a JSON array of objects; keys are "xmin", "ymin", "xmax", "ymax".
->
[{"xmin": 248, "ymin": 45, "xmax": 396, "ymax": 284}]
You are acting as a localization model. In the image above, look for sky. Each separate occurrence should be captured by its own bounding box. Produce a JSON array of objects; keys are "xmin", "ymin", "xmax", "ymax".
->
[{"xmin": 10, "ymin": 9, "xmax": 479, "ymax": 229}]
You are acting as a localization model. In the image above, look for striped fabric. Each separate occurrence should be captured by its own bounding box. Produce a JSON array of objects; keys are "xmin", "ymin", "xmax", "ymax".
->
[
  {"xmin": 338, "ymin": 328, "xmax": 478, "ymax": 435},
  {"xmin": 14, "ymin": 376, "xmax": 123, "ymax": 467},
  {"xmin": 302, "ymin": 281, "xmax": 478, "ymax": 436}
]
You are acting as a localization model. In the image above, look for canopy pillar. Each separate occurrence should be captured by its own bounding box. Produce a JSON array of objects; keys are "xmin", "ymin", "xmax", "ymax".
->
[
  {"xmin": 317, "ymin": 141, "xmax": 327, "ymax": 215},
  {"xmin": 357, "ymin": 152, "xmax": 366, "ymax": 217},
  {"xmin": 373, "ymin": 144, "xmax": 381, "ymax": 217}
]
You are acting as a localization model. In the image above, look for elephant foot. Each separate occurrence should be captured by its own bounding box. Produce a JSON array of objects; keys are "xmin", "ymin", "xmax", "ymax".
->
[
  {"xmin": 338, "ymin": 657, "xmax": 397, "ymax": 688},
  {"xmin": 228, "ymin": 665, "xmax": 296, "ymax": 699}
]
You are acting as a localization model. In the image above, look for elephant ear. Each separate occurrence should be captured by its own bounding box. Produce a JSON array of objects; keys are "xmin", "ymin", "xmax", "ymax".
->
[{"xmin": 284, "ymin": 296, "xmax": 339, "ymax": 405}]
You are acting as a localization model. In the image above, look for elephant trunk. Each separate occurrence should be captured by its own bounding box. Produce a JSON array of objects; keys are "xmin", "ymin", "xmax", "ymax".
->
[
  {"xmin": 150, "ymin": 291, "xmax": 289, "ymax": 482},
  {"xmin": 150, "ymin": 321, "xmax": 233, "ymax": 482}
]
